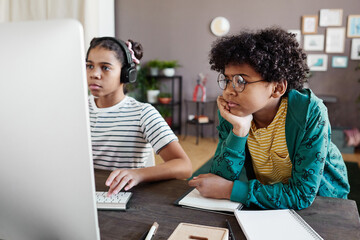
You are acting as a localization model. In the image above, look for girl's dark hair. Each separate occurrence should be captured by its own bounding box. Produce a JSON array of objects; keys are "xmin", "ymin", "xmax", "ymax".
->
[
  {"xmin": 209, "ymin": 27, "xmax": 309, "ymax": 92},
  {"xmin": 86, "ymin": 37, "xmax": 143, "ymax": 65}
]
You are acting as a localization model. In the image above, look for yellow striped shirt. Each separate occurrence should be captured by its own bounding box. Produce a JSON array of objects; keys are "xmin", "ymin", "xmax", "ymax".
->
[{"xmin": 248, "ymin": 97, "xmax": 292, "ymax": 185}]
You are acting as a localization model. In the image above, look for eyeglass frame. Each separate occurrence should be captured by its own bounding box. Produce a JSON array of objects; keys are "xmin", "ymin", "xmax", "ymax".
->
[{"xmin": 217, "ymin": 73, "xmax": 267, "ymax": 93}]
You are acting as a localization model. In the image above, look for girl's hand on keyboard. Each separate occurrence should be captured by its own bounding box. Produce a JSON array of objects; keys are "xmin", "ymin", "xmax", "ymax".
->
[{"xmin": 105, "ymin": 169, "xmax": 142, "ymax": 197}]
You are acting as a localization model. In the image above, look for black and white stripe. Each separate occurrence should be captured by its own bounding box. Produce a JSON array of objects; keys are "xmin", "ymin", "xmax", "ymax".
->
[{"xmin": 89, "ymin": 95, "xmax": 177, "ymax": 170}]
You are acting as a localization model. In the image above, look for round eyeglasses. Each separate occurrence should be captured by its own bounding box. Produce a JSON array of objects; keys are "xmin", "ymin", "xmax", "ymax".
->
[{"xmin": 217, "ymin": 73, "xmax": 267, "ymax": 93}]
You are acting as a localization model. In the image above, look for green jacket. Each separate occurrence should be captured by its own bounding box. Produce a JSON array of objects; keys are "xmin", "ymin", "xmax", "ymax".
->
[{"xmin": 210, "ymin": 89, "xmax": 350, "ymax": 210}]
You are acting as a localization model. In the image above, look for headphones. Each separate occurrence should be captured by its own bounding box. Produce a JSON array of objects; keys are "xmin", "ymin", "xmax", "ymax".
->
[{"xmin": 96, "ymin": 37, "xmax": 137, "ymax": 84}]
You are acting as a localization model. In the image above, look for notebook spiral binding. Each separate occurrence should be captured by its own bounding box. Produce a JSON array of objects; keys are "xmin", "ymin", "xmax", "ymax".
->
[{"xmin": 289, "ymin": 209, "xmax": 323, "ymax": 240}]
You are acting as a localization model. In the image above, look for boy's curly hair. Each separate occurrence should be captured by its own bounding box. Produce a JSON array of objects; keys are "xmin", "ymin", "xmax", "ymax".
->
[{"xmin": 209, "ymin": 27, "xmax": 309, "ymax": 93}]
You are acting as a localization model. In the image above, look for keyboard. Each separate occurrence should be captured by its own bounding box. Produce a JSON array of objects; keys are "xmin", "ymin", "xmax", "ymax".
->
[{"xmin": 96, "ymin": 191, "xmax": 132, "ymax": 210}]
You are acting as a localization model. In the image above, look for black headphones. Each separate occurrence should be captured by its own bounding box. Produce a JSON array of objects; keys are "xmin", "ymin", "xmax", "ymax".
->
[{"xmin": 96, "ymin": 37, "xmax": 137, "ymax": 84}]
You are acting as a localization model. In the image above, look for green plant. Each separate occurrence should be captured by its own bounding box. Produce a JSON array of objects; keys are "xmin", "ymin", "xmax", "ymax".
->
[
  {"xmin": 146, "ymin": 59, "xmax": 163, "ymax": 68},
  {"xmin": 161, "ymin": 60, "xmax": 181, "ymax": 69},
  {"xmin": 157, "ymin": 106, "xmax": 172, "ymax": 118},
  {"xmin": 145, "ymin": 77, "xmax": 160, "ymax": 90},
  {"xmin": 158, "ymin": 92, "xmax": 172, "ymax": 98}
]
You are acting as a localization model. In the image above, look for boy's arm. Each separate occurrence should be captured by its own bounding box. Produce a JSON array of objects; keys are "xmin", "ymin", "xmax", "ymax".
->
[
  {"xmin": 231, "ymin": 104, "xmax": 334, "ymax": 210},
  {"xmin": 209, "ymin": 111, "xmax": 248, "ymax": 184}
]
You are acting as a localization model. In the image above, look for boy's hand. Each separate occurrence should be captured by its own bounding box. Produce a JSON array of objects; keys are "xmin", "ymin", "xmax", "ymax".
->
[
  {"xmin": 188, "ymin": 173, "xmax": 233, "ymax": 199},
  {"xmin": 105, "ymin": 169, "xmax": 142, "ymax": 197},
  {"xmin": 217, "ymin": 95, "xmax": 253, "ymax": 137}
]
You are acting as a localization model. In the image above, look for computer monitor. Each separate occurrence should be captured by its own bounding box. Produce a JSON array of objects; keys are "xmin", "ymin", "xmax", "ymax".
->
[{"xmin": 0, "ymin": 20, "xmax": 100, "ymax": 240}]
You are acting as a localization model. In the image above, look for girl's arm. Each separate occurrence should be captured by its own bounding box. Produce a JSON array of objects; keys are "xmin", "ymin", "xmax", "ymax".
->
[{"xmin": 106, "ymin": 141, "xmax": 192, "ymax": 196}]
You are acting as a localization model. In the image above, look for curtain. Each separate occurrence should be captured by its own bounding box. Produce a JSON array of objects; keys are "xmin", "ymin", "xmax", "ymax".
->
[{"xmin": 0, "ymin": 0, "xmax": 100, "ymax": 48}]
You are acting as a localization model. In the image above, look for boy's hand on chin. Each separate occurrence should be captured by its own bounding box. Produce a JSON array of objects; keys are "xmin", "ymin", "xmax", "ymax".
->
[{"xmin": 217, "ymin": 96, "xmax": 252, "ymax": 137}]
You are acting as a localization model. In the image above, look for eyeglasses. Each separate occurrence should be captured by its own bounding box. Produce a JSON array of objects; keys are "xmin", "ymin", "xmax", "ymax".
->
[{"xmin": 217, "ymin": 73, "xmax": 266, "ymax": 93}]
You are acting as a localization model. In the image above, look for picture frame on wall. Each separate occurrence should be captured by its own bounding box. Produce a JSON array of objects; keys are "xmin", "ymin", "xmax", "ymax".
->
[
  {"xmin": 304, "ymin": 35, "xmax": 324, "ymax": 51},
  {"xmin": 325, "ymin": 28, "xmax": 345, "ymax": 53},
  {"xmin": 319, "ymin": 9, "xmax": 343, "ymax": 27},
  {"xmin": 302, "ymin": 15, "xmax": 318, "ymax": 34},
  {"xmin": 332, "ymin": 56, "xmax": 348, "ymax": 68},
  {"xmin": 347, "ymin": 15, "xmax": 360, "ymax": 38},
  {"xmin": 350, "ymin": 39, "xmax": 360, "ymax": 60},
  {"xmin": 307, "ymin": 54, "xmax": 328, "ymax": 71}
]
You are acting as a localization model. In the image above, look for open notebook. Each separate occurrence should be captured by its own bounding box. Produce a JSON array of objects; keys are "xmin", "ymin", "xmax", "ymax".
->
[
  {"xmin": 175, "ymin": 188, "xmax": 243, "ymax": 213},
  {"xmin": 234, "ymin": 209, "xmax": 323, "ymax": 240}
]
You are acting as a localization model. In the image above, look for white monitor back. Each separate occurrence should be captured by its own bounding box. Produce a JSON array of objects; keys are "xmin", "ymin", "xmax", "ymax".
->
[{"xmin": 0, "ymin": 19, "xmax": 100, "ymax": 240}]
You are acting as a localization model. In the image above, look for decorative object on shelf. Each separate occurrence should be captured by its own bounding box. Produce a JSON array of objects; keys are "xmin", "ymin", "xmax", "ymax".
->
[
  {"xmin": 332, "ymin": 56, "xmax": 348, "ymax": 68},
  {"xmin": 319, "ymin": 9, "xmax": 343, "ymax": 27},
  {"xmin": 325, "ymin": 28, "xmax": 345, "ymax": 53},
  {"xmin": 161, "ymin": 60, "xmax": 180, "ymax": 77},
  {"xmin": 157, "ymin": 105, "xmax": 172, "ymax": 126},
  {"xmin": 350, "ymin": 39, "xmax": 360, "ymax": 60},
  {"xmin": 303, "ymin": 35, "xmax": 324, "ymax": 51},
  {"xmin": 147, "ymin": 59, "xmax": 162, "ymax": 76},
  {"xmin": 302, "ymin": 15, "xmax": 318, "ymax": 34},
  {"xmin": 192, "ymin": 73, "xmax": 207, "ymax": 102},
  {"xmin": 307, "ymin": 54, "xmax": 328, "ymax": 71},
  {"xmin": 347, "ymin": 15, "xmax": 360, "ymax": 38},
  {"xmin": 145, "ymin": 77, "xmax": 160, "ymax": 103},
  {"xmin": 210, "ymin": 16, "xmax": 230, "ymax": 37},
  {"xmin": 147, "ymin": 89, "xmax": 160, "ymax": 104},
  {"xmin": 158, "ymin": 92, "xmax": 172, "ymax": 104}
]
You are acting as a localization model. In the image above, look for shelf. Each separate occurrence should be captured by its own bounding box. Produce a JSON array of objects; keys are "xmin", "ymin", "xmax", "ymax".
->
[{"xmin": 186, "ymin": 119, "xmax": 215, "ymax": 125}]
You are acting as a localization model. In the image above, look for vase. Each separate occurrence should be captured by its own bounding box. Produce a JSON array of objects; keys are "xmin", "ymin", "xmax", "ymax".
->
[
  {"xmin": 150, "ymin": 67, "xmax": 159, "ymax": 76},
  {"xmin": 147, "ymin": 90, "xmax": 160, "ymax": 103},
  {"xmin": 162, "ymin": 68, "xmax": 175, "ymax": 77}
]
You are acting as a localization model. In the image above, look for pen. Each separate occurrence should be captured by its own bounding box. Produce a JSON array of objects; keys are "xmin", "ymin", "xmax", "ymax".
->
[
  {"xmin": 226, "ymin": 219, "xmax": 236, "ymax": 240},
  {"xmin": 145, "ymin": 222, "xmax": 159, "ymax": 240}
]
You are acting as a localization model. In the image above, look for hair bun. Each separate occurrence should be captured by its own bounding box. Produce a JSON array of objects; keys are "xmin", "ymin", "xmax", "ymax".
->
[{"xmin": 128, "ymin": 39, "xmax": 143, "ymax": 60}]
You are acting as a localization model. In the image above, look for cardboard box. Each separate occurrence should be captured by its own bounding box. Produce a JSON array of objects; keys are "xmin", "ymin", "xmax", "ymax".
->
[{"xmin": 168, "ymin": 223, "xmax": 228, "ymax": 240}]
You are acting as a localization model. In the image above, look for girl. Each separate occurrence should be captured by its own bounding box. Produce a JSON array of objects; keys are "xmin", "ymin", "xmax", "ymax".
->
[
  {"xmin": 86, "ymin": 37, "xmax": 192, "ymax": 196},
  {"xmin": 189, "ymin": 27, "xmax": 349, "ymax": 210}
]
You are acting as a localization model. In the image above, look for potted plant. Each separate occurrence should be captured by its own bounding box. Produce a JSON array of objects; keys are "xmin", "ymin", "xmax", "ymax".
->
[
  {"xmin": 146, "ymin": 77, "xmax": 160, "ymax": 103},
  {"xmin": 158, "ymin": 92, "xmax": 172, "ymax": 104},
  {"xmin": 157, "ymin": 105, "xmax": 172, "ymax": 126},
  {"xmin": 161, "ymin": 60, "xmax": 180, "ymax": 77},
  {"xmin": 147, "ymin": 59, "xmax": 163, "ymax": 76}
]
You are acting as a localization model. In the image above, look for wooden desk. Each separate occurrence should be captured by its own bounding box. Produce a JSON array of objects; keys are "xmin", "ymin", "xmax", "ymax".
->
[{"xmin": 95, "ymin": 170, "xmax": 360, "ymax": 240}]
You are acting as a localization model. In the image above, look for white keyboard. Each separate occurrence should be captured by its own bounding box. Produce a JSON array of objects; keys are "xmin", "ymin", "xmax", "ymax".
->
[{"xmin": 96, "ymin": 191, "xmax": 132, "ymax": 210}]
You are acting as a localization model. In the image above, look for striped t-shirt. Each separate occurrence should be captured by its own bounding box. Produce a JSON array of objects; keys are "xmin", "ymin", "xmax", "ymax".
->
[
  {"xmin": 89, "ymin": 95, "xmax": 178, "ymax": 171},
  {"xmin": 247, "ymin": 97, "xmax": 292, "ymax": 185}
]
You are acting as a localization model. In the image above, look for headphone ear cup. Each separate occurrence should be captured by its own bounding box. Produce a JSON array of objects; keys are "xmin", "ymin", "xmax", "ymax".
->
[{"xmin": 120, "ymin": 65, "xmax": 137, "ymax": 83}]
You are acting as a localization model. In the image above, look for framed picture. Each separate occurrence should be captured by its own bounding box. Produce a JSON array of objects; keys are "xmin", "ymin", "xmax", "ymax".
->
[
  {"xmin": 332, "ymin": 56, "xmax": 348, "ymax": 68},
  {"xmin": 325, "ymin": 28, "xmax": 345, "ymax": 53},
  {"xmin": 302, "ymin": 15, "xmax": 318, "ymax": 34},
  {"xmin": 288, "ymin": 29, "xmax": 301, "ymax": 45},
  {"xmin": 319, "ymin": 9, "xmax": 343, "ymax": 27},
  {"xmin": 347, "ymin": 15, "xmax": 360, "ymax": 38},
  {"xmin": 304, "ymin": 35, "xmax": 324, "ymax": 51},
  {"xmin": 350, "ymin": 39, "xmax": 360, "ymax": 60},
  {"xmin": 307, "ymin": 54, "xmax": 328, "ymax": 71}
]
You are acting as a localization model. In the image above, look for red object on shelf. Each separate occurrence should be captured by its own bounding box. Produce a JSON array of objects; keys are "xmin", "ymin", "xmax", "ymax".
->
[{"xmin": 158, "ymin": 97, "xmax": 172, "ymax": 104}]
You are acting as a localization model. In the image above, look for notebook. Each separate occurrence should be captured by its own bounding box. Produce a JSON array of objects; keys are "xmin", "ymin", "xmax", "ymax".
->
[
  {"xmin": 175, "ymin": 188, "xmax": 243, "ymax": 213},
  {"xmin": 234, "ymin": 209, "xmax": 323, "ymax": 240},
  {"xmin": 96, "ymin": 191, "xmax": 132, "ymax": 210}
]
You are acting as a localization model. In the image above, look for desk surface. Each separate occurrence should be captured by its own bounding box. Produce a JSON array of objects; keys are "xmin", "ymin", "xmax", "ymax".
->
[{"xmin": 95, "ymin": 170, "xmax": 360, "ymax": 240}]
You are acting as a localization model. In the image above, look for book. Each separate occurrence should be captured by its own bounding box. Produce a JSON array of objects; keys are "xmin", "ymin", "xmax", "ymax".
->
[
  {"xmin": 95, "ymin": 191, "xmax": 132, "ymax": 210},
  {"xmin": 168, "ymin": 223, "xmax": 228, "ymax": 240},
  {"xmin": 234, "ymin": 209, "xmax": 323, "ymax": 240},
  {"xmin": 175, "ymin": 188, "xmax": 243, "ymax": 213}
]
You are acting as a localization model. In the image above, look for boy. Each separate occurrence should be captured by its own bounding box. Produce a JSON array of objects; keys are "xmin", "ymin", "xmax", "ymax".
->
[{"xmin": 189, "ymin": 27, "xmax": 349, "ymax": 210}]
